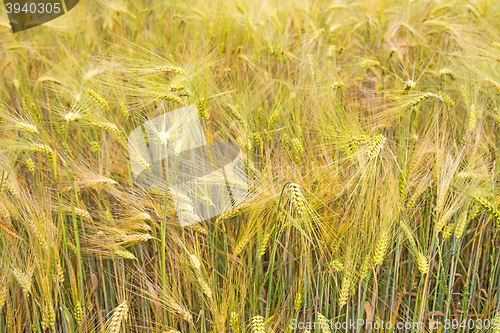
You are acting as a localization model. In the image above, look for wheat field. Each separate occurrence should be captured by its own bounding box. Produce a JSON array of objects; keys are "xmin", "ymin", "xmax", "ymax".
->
[{"xmin": 1, "ymin": 0, "xmax": 500, "ymax": 332}]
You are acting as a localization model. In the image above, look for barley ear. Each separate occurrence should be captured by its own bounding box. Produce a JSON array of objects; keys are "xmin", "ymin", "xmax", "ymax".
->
[
  {"xmin": 251, "ymin": 315, "xmax": 265, "ymax": 333},
  {"xmin": 416, "ymin": 252, "xmax": 429, "ymax": 274},
  {"xmin": 106, "ymin": 301, "xmax": 128, "ymax": 333},
  {"xmin": 230, "ymin": 312, "xmax": 240, "ymax": 333},
  {"xmin": 317, "ymin": 313, "xmax": 331, "ymax": 333}
]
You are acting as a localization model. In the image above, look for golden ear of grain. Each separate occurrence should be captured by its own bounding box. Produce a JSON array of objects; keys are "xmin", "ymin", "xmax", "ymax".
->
[
  {"xmin": 329, "ymin": 260, "xmax": 345, "ymax": 272},
  {"xmin": 460, "ymin": 85, "xmax": 470, "ymax": 106},
  {"xmin": 404, "ymin": 92, "xmax": 436, "ymax": 110},
  {"xmin": 468, "ymin": 104, "xmax": 477, "ymax": 129},
  {"xmin": 155, "ymin": 66, "xmax": 186, "ymax": 75},
  {"xmin": 294, "ymin": 291, "xmax": 304, "ymax": 311},
  {"xmin": 64, "ymin": 112, "xmax": 82, "ymax": 122},
  {"xmin": 12, "ymin": 268, "xmax": 31, "ymax": 298},
  {"xmin": 400, "ymin": 221, "xmax": 417, "ymax": 251},
  {"xmin": 107, "ymin": 301, "xmax": 129, "ymax": 333},
  {"xmin": 197, "ymin": 98, "xmax": 208, "ymax": 119},
  {"xmin": 120, "ymin": 102, "xmax": 129, "ymax": 119},
  {"xmin": 23, "ymin": 156, "xmax": 35, "ymax": 172},
  {"xmin": 485, "ymin": 77, "xmax": 500, "ymax": 92},
  {"xmin": 188, "ymin": 254, "xmax": 202, "ymax": 270},
  {"xmin": 186, "ymin": 223, "xmax": 208, "ymax": 234},
  {"xmin": 437, "ymin": 91, "xmax": 454, "ymax": 107},
  {"xmin": 251, "ymin": 315, "xmax": 265, "ymax": 333},
  {"xmin": 257, "ymin": 231, "xmax": 271, "ymax": 257},
  {"xmin": 267, "ymin": 109, "xmax": 279, "ymax": 128},
  {"xmin": 360, "ymin": 59, "xmax": 380, "ymax": 68},
  {"xmin": 92, "ymin": 121, "xmax": 119, "ymax": 133},
  {"xmin": 86, "ymin": 89, "xmax": 109, "ymax": 109},
  {"xmin": 372, "ymin": 231, "xmax": 389, "ymax": 265},
  {"xmin": 56, "ymin": 261, "xmax": 65, "ymax": 285},
  {"xmin": 366, "ymin": 134, "xmax": 386, "ymax": 160},
  {"xmin": 0, "ymin": 200, "xmax": 10, "ymax": 219},
  {"xmin": 317, "ymin": 313, "xmax": 332, "ymax": 333},
  {"xmin": 332, "ymin": 81, "xmax": 345, "ymax": 90},
  {"xmin": 15, "ymin": 122, "xmax": 38, "ymax": 133},
  {"xmin": 230, "ymin": 312, "xmax": 240, "ymax": 333},
  {"xmin": 454, "ymin": 211, "xmax": 468, "ymax": 239},
  {"xmin": 41, "ymin": 300, "xmax": 56, "ymax": 330},
  {"xmin": 435, "ymin": 208, "xmax": 454, "ymax": 233},
  {"xmin": 197, "ymin": 277, "xmax": 212, "ymax": 298},
  {"xmin": 359, "ymin": 255, "xmax": 371, "ymax": 280},
  {"xmin": 416, "ymin": 252, "xmax": 429, "ymax": 274},
  {"xmin": 403, "ymin": 80, "xmax": 416, "ymax": 93},
  {"xmin": 288, "ymin": 183, "xmax": 306, "ymax": 216},
  {"xmin": 0, "ymin": 284, "xmax": 8, "ymax": 311},
  {"xmin": 494, "ymin": 312, "xmax": 500, "ymax": 333},
  {"xmin": 38, "ymin": 76, "xmax": 63, "ymax": 85},
  {"xmin": 338, "ymin": 275, "xmax": 350, "ymax": 308},
  {"xmin": 91, "ymin": 141, "xmax": 101, "ymax": 154},
  {"xmin": 438, "ymin": 68, "xmax": 456, "ymax": 81},
  {"xmin": 474, "ymin": 194, "xmax": 500, "ymax": 227},
  {"xmin": 111, "ymin": 248, "xmax": 136, "ymax": 260},
  {"xmin": 291, "ymin": 138, "xmax": 303, "ymax": 155},
  {"xmin": 73, "ymin": 301, "xmax": 83, "ymax": 324},
  {"xmin": 234, "ymin": 236, "xmax": 249, "ymax": 256},
  {"xmin": 399, "ymin": 171, "xmax": 407, "ymax": 202},
  {"xmin": 225, "ymin": 105, "xmax": 248, "ymax": 131},
  {"xmin": 149, "ymin": 91, "xmax": 184, "ymax": 104},
  {"xmin": 442, "ymin": 220, "xmax": 455, "ymax": 239}
]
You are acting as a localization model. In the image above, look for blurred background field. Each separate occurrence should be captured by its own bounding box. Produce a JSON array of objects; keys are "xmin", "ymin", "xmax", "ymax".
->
[{"xmin": 1, "ymin": 0, "xmax": 500, "ymax": 332}]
